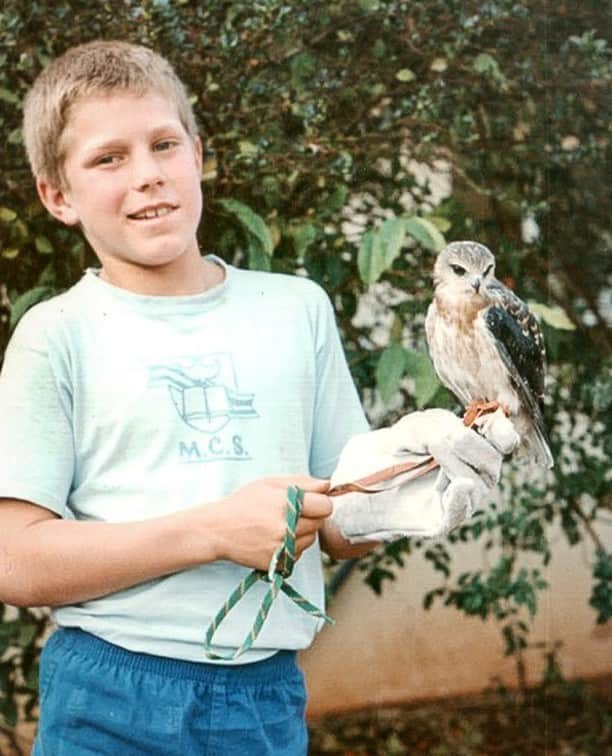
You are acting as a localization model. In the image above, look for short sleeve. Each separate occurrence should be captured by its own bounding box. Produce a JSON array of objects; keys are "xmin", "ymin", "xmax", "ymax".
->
[
  {"xmin": 0, "ymin": 307, "xmax": 74, "ymax": 515},
  {"xmin": 309, "ymin": 291, "xmax": 369, "ymax": 478}
]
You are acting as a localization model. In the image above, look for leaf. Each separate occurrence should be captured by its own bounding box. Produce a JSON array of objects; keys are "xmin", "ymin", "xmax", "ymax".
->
[
  {"xmin": 323, "ymin": 184, "xmax": 349, "ymax": 213},
  {"xmin": 218, "ymin": 199, "xmax": 274, "ymax": 256},
  {"xmin": 35, "ymin": 235, "xmax": 54, "ymax": 254},
  {"xmin": 14, "ymin": 219, "xmax": 29, "ymax": 240},
  {"xmin": 238, "ymin": 140, "xmax": 258, "ymax": 157},
  {"xmin": 473, "ymin": 53, "xmax": 497, "ymax": 74},
  {"xmin": 404, "ymin": 349, "xmax": 440, "ymax": 408},
  {"xmin": 375, "ymin": 341, "xmax": 406, "ymax": 404},
  {"xmin": 358, "ymin": 217, "xmax": 406, "ymax": 284},
  {"xmin": 8, "ymin": 127, "xmax": 22, "ymax": 145},
  {"xmin": 0, "ymin": 692, "xmax": 18, "ymax": 727},
  {"xmin": 358, "ymin": 0, "xmax": 380, "ymax": 11},
  {"xmin": 430, "ymin": 57, "xmax": 448, "ymax": 72},
  {"xmin": 0, "ymin": 87, "xmax": 19, "ymax": 105},
  {"xmin": 326, "ymin": 256, "xmax": 350, "ymax": 289},
  {"xmin": 0, "ymin": 206, "xmax": 17, "ymax": 222},
  {"xmin": 17, "ymin": 622, "xmax": 37, "ymax": 648},
  {"xmin": 37, "ymin": 261, "xmax": 57, "ymax": 286},
  {"xmin": 373, "ymin": 39, "xmax": 386, "ymax": 58},
  {"xmin": 9, "ymin": 286, "xmax": 56, "ymax": 330},
  {"xmin": 0, "ymin": 620, "xmax": 20, "ymax": 640},
  {"xmin": 527, "ymin": 302, "xmax": 576, "ymax": 331},
  {"xmin": 427, "ymin": 215, "xmax": 452, "ymax": 233},
  {"xmin": 290, "ymin": 52, "xmax": 317, "ymax": 85},
  {"xmin": 290, "ymin": 222, "xmax": 318, "ymax": 258},
  {"xmin": 403, "ymin": 216, "xmax": 446, "ymax": 252},
  {"xmin": 201, "ymin": 157, "xmax": 218, "ymax": 181},
  {"xmin": 473, "ymin": 53, "xmax": 507, "ymax": 86},
  {"xmin": 2, "ymin": 247, "xmax": 19, "ymax": 259},
  {"xmin": 396, "ymin": 68, "xmax": 416, "ymax": 82},
  {"xmin": 590, "ymin": 549, "xmax": 612, "ymax": 624},
  {"xmin": 247, "ymin": 241, "xmax": 271, "ymax": 272}
]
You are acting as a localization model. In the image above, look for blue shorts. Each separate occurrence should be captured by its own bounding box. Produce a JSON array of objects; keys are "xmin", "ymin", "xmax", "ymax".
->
[{"xmin": 33, "ymin": 628, "xmax": 308, "ymax": 755}]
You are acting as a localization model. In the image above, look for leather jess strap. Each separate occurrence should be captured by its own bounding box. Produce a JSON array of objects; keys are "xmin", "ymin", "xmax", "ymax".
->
[
  {"xmin": 327, "ymin": 455, "xmax": 439, "ymax": 497},
  {"xmin": 327, "ymin": 401, "xmax": 502, "ymax": 497}
]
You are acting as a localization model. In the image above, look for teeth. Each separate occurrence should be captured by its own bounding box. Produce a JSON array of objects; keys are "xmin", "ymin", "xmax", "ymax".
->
[{"xmin": 132, "ymin": 206, "xmax": 174, "ymax": 220}]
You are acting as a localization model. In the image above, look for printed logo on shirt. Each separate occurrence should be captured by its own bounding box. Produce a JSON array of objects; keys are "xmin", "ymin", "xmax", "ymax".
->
[
  {"xmin": 148, "ymin": 354, "xmax": 257, "ymax": 462},
  {"xmin": 176, "ymin": 434, "xmax": 250, "ymax": 463}
]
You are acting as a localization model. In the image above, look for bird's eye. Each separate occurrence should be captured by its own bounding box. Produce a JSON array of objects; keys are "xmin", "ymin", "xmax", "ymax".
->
[
  {"xmin": 483, "ymin": 264, "xmax": 493, "ymax": 276},
  {"xmin": 450, "ymin": 264, "xmax": 467, "ymax": 276}
]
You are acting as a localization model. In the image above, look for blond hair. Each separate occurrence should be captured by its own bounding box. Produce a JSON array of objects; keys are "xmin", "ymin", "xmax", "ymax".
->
[{"xmin": 23, "ymin": 40, "xmax": 198, "ymax": 187}]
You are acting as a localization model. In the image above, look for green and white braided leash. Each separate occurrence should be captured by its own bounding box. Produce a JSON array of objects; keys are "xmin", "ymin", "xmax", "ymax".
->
[{"xmin": 203, "ymin": 485, "xmax": 334, "ymax": 661}]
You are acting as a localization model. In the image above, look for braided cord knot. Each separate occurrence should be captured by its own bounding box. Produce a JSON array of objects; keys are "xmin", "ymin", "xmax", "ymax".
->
[{"xmin": 203, "ymin": 485, "xmax": 333, "ymax": 661}]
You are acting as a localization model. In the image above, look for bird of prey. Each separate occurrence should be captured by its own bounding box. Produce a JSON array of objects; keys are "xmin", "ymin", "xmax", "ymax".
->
[{"xmin": 425, "ymin": 241, "xmax": 553, "ymax": 467}]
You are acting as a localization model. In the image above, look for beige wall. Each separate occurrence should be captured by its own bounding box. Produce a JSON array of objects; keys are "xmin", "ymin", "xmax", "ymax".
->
[{"xmin": 300, "ymin": 521, "xmax": 612, "ymax": 718}]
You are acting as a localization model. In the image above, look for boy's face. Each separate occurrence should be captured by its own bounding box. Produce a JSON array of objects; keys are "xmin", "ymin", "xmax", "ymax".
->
[{"xmin": 37, "ymin": 91, "xmax": 203, "ymax": 285}]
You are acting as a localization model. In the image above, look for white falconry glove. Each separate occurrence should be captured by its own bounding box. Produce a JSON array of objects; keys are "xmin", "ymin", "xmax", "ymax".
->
[{"xmin": 329, "ymin": 408, "xmax": 519, "ymax": 542}]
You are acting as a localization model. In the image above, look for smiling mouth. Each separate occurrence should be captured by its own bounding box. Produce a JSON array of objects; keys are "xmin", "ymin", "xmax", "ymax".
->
[{"xmin": 128, "ymin": 205, "xmax": 177, "ymax": 221}]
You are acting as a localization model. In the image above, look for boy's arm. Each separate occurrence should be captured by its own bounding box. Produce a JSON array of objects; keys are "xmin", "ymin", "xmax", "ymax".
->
[
  {"xmin": 319, "ymin": 518, "xmax": 379, "ymax": 560},
  {"xmin": 0, "ymin": 476, "xmax": 331, "ymax": 608}
]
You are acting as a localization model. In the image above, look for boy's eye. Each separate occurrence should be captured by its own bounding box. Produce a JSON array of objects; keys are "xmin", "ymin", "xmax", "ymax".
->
[
  {"xmin": 96, "ymin": 154, "xmax": 121, "ymax": 166},
  {"xmin": 450, "ymin": 264, "xmax": 467, "ymax": 276},
  {"xmin": 154, "ymin": 140, "xmax": 178, "ymax": 152}
]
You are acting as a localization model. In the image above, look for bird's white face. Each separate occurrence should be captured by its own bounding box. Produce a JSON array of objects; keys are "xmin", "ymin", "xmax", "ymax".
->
[{"xmin": 433, "ymin": 242, "xmax": 496, "ymax": 305}]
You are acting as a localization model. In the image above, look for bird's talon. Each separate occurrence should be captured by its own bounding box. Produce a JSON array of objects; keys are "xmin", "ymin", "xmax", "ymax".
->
[{"xmin": 463, "ymin": 400, "xmax": 502, "ymax": 427}]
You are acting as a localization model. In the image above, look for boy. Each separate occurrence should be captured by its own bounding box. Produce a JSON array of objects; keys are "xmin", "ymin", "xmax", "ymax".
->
[
  {"xmin": 0, "ymin": 39, "xmax": 375, "ymax": 754},
  {"xmin": 0, "ymin": 41, "xmax": 509, "ymax": 754}
]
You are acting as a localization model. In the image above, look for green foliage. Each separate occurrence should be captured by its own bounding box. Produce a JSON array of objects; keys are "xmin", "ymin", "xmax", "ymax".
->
[
  {"xmin": 404, "ymin": 349, "xmax": 439, "ymax": 409},
  {"xmin": 0, "ymin": 606, "xmax": 46, "ymax": 729},
  {"xmin": 0, "ymin": 0, "xmax": 610, "ymax": 733},
  {"xmin": 358, "ymin": 217, "xmax": 407, "ymax": 285},
  {"xmin": 357, "ymin": 215, "xmax": 444, "ymax": 284},
  {"xmin": 375, "ymin": 341, "xmax": 407, "ymax": 404},
  {"xmin": 590, "ymin": 550, "xmax": 612, "ymax": 624},
  {"xmin": 309, "ymin": 673, "xmax": 612, "ymax": 754},
  {"xmin": 217, "ymin": 198, "xmax": 275, "ymax": 270},
  {"xmin": 375, "ymin": 343, "xmax": 440, "ymax": 408},
  {"xmin": 9, "ymin": 286, "xmax": 56, "ymax": 330}
]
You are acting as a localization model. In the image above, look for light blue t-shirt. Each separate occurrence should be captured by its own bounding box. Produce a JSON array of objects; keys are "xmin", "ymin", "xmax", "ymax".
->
[{"xmin": 0, "ymin": 257, "xmax": 368, "ymax": 663}]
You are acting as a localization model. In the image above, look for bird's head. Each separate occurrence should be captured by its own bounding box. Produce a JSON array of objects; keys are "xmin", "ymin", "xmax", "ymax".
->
[{"xmin": 433, "ymin": 241, "xmax": 496, "ymax": 306}]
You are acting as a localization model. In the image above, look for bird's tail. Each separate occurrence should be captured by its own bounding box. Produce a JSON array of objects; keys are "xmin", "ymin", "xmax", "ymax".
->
[{"xmin": 522, "ymin": 424, "xmax": 554, "ymax": 468}]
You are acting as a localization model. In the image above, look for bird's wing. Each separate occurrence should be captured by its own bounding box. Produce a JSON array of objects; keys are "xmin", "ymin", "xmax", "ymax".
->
[
  {"xmin": 484, "ymin": 281, "xmax": 551, "ymax": 447},
  {"xmin": 487, "ymin": 280, "xmax": 546, "ymax": 401}
]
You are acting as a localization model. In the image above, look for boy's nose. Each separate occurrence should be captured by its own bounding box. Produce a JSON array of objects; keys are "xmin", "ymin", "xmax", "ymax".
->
[{"xmin": 133, "ymin": 154, "xmax": 165, "ymax": 191}]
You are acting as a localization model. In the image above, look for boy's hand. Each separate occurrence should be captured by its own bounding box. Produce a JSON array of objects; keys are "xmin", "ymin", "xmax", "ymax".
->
[
  {"xmin": 210, "ymin": 476, "xmax": 331, "ymax": 572},
  {"xmin": 0, "ymin": 479, "xmax": 331, "ymax": 608}
]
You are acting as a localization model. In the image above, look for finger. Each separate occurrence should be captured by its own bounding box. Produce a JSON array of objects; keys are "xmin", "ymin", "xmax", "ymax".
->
[
  {"xmin": 294, "ymin": 532, "xmax": 317, "ymax": 557},
  {"xmin": 267, "ymin": 475, "xmax": 330, "ymax": 494},
  {"xmin": 295, "ymin": 516, "xmax": 327, "ymax": 538},
  {"xmin": 300, "ymin": 492, "xmax": 333, "ymax": 519}
]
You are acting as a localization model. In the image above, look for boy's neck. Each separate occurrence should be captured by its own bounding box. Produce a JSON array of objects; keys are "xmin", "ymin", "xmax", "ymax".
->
[{"xmin": 99, "ymin": 254, "xmax": 225, "ymax": 297}]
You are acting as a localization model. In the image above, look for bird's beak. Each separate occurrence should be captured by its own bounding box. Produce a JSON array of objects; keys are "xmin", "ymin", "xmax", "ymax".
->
[{"xmin": 470, "ymin": 276, "xmax": 481, "ymax": 293}]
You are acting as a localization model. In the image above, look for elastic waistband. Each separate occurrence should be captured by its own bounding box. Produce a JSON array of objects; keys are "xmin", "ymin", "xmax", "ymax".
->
[{"xmin": 50, "ymin": 628, "xmax": 298, "ymax": 686}]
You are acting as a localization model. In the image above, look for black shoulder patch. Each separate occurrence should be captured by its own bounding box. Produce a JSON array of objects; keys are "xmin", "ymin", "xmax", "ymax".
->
[{"xmin": 484, "ymin": 305, "xmax": 545, "ymax": 404}]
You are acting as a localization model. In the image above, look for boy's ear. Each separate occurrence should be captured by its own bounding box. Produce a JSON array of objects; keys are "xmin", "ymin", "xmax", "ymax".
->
[
  {"xmin": 36, "ymin": 178, "xmax": 80, "ymax": 226},
  {"xmin": 194, "ymin": 135, "xmax": 203, "ymax": 174}
]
